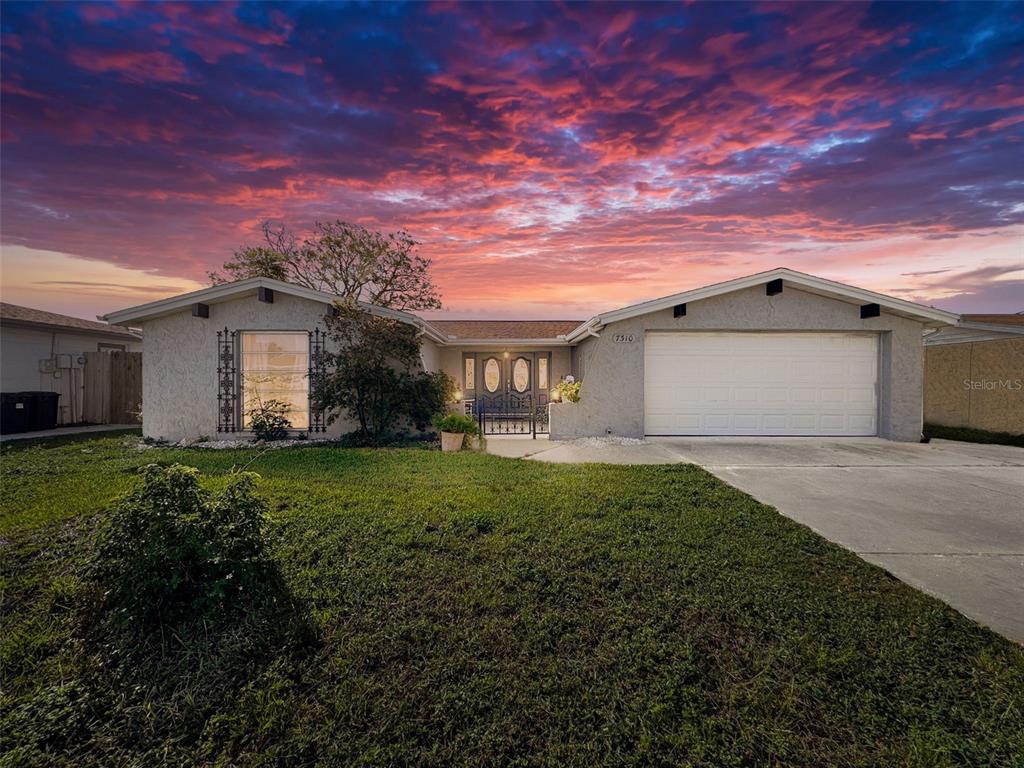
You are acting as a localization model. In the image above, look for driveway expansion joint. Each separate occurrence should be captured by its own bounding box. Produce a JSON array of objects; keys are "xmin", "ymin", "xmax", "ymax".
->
[
  {"xmin": 696, "ymin": 463, "xmax": 1021, "ymax": 468},
  {"xmin": 858, "ymin": 552, "xmax": 1024, "ymax": 557}
]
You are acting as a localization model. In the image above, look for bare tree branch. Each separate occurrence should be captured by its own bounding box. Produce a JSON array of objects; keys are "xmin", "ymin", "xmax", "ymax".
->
[{"xmin": 209, "ymin": 220, "xmax": 442, "ymax": 311}]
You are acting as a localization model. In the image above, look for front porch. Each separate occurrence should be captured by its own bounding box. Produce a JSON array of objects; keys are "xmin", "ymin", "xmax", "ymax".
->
[
  {"xmin": 439, "ymin": 346, "xmax": 573, "ymax": 438},
  {"xmin": 461, "ymin": 392, "xmax": 551, "ymax": 437},
  {"xmin": 423, "ymin": 320, "xmax": 579, "ymax": 440}
]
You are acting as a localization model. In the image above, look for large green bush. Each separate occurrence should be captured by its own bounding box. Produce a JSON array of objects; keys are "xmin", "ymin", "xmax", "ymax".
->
[
  {"xmin": 90, "ymin": 463, "xmax": 272, "ymax": 629},
  {"xmin": 313, "ymin": 299, "xmax": 457, "ymax": 442},
  {"xmin": 407, "ymin": 370, "xmax": 458, "ymax": 431}
]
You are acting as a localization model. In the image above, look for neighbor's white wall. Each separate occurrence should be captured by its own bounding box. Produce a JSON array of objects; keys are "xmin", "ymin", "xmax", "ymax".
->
[
  {"xmin": 1, "ymin": 325, "xmax": 141, "ymax": 424},
  {"xmin": 552, "ymin": 285, "xmax": 927, "ymax": 442},
  {"xmin": 1, "ymin": 325, "xmax": 54, "ymax": 392}
]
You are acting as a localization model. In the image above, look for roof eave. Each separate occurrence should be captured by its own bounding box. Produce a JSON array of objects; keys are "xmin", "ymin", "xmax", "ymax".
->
[
  {"xmin": 99, "ymin": 277, "xmax": 447, "ymax": 341},
  {"xmin": 99, "ymin": 277, "xmax": 285, "ymax": 325},
  {"xmin": 566, "ymin": 268, "xmax": 959, "ymax": 333},
  {"xmin": 356, "ymin": 303, "xmax": 448, "ymax": 344},
  {"xmin": 2, "ymin": 316, "xmax": 141, "ymax": 341},
  {"xmin": 564, "ymin": 318, "xmax": 604, "ymax": 343},
  {"xmin": 441, "ymin": 338, "xmax": 572, "ymax": 346},
  {"xmin": 925, "ymin": 329, "xmax": 1024, "ymax": 346},
  {"xmin": 926, "ymin": 320, "xmax": 1024, "ymax": 346},
  {"xmin": 955, "ymin": 320, "xmax": 1024, "ymax": 334}
]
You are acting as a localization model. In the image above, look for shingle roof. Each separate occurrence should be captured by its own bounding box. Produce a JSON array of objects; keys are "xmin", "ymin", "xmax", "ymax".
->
[
  {"xmin": 427, "ymin": 319, "xmax": 583, "ymax": 340},
  {"xmin": 0, "ymin": 302, "xmax": 141, "ymax": 340},
  {"xmin": 962, "ymin": 313, "xmax": 1024, "ymax": 326}
]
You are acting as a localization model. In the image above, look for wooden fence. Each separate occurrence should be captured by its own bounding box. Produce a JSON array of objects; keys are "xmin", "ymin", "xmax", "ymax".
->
[
  {"xmin": 82, "ymin": 351, "xmax": 142, "ymax": 425},
  {"xmin": 925, "ymin": 338, "xmax": 1024, "ymax": 434}
]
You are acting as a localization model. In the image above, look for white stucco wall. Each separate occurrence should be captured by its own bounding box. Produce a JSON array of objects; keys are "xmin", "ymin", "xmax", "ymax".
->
[
  {"xmin": 142, "ymin": 292, "xmax": 339, "ymax": 441},
  {"xmin": 553, "ymin": 284, "xmax": 927, "ymax": 441},
  {"xmin": 420, "ymin": 337, "xmax": 441, "ymax": 373},
  {"xmin": 141, "ymin": 291, "xmax": 446, "ymax": 442}
]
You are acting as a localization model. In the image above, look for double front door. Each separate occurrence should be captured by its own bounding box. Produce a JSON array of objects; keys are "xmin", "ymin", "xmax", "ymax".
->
[
  {"xmin": 467, "ymin": 352, "xmax": 551, "ymax": 436},
  {"xmin": 472, "ymin": 352, "xmax": 549, "ymax": 401}
]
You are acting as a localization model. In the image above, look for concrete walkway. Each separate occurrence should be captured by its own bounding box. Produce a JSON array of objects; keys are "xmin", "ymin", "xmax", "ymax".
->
[
  {"xmin": 485, "ymin": 435, "xmax": 686, "ymax": 463},
  {"xmin": 0, "ymin": 423, "xmax": 140, "ymax": 443},
  {"xmin": 490, "ymin": 436, "xmax": 1024, "ymax": 643}
]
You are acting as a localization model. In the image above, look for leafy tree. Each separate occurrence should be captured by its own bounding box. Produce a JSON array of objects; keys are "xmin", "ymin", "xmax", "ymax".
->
[
  {"xmin": 211, "ymin": 220, "xmax": 441, "ymax": 311},
  {"xmin": 313, "ymin": 299, "xmax": 454, "ymax": 443},
  {"xmin": 407, "ymin": 370, "xmax": 458, "ymax": 432}
]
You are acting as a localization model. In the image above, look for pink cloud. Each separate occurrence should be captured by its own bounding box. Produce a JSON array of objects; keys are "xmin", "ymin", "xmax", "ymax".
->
[
  {"xmin": 68, "ymin": 48, "xmax": 189, "ymax": 83},
  {"xmin": 1, "ymin": 1, "xmax": 1021, "ymax": 318}
]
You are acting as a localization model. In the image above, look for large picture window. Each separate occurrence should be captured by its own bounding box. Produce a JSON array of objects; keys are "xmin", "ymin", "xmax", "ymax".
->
[{"xmin": 240, "ymin": 331, "xmax": 309, "ymax": 430}]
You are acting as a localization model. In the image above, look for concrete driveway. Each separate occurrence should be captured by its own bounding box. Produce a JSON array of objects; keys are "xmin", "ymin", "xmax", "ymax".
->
[{"xmin": 508, "ymin": 436, "xmax": 1024, "ymax": 642}]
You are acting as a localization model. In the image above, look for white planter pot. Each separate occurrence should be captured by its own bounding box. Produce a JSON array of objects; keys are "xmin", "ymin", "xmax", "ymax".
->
[{"xmin": 440, "ymin": 431, "xmax": 465, "ymax": 452}]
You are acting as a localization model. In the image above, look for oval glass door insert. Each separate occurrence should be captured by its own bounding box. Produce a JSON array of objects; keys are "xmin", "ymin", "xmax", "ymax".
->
[
  {"xmin": 483, "ymin": 358, "xmax": 501, "ymax": 392},
  {"xmin": 512, "ymin": 357, "xmax": 530, "ymax": 392}
]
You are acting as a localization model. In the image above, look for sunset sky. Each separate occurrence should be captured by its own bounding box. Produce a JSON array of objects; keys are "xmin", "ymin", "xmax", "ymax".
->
[{"xmin": 1, "ymin": 1, "xmax": 1022, "ymax": 321}]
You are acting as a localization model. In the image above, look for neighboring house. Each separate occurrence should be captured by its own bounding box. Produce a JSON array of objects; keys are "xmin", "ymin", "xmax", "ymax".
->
[
  {"xmin": 101, "ymin": 268, "xmax": 959, "ymax": 443},
  {"xmin": 1, "ymin": 302, "xmax": 142, "ymax": 425},
  {"xmin": 923, "ymin": 313, "xmax": 1024, "ymax": 434}
]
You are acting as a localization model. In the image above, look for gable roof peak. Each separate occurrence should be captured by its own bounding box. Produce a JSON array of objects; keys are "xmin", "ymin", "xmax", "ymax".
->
[{"xmin": 564, "ymin": 267, "xmax": 959, "ymax": 341}]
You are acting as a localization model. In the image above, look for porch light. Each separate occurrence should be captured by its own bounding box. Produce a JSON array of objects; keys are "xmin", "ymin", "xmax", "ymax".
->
[
  {"xmin": 453, "ymin": 389, "xmax": 464, "ymax": 402},
  {"xmin": 503, "ymin": 350, "xmax": 510, "ymax": 359},
  {"xmin": 550, "ymin": 389, "xmax": 561, "ymax": 402}
]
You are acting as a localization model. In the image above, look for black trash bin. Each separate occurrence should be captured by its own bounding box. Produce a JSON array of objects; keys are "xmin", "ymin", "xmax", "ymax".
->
[
  {"xmin": 19, "ymin": 391, "xmax": 61, "ymax": 431},
  {"xmin": 1, "ymin": 392, "xmax": 32, "ymax": 434}
]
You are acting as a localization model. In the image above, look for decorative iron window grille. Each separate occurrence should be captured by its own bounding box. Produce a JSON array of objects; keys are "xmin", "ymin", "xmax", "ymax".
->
[
  {"xmin": 308, "ymin": 328, "xmax": 327, "ymax": 433},
  {"xmin": 216, "ymin": 327, "xmax": 238, "ymax": 433}
]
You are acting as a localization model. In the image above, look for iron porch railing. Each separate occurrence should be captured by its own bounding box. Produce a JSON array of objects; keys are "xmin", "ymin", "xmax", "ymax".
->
[{"xmin": 470, "ymin": 392, "xmax": 549, "ymax": 438}]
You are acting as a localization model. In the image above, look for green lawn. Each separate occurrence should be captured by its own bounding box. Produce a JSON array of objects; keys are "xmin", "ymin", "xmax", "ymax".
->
[{"xmin": 1, "ymin": 436, "xmax": 1022, "ymax": 767}]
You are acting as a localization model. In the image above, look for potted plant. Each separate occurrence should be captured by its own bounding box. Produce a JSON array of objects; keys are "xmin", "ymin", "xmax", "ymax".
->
[
  {"xmin": 432, "ymin": 412, "xmax": 480, "ymax": 452},
  {"xmin": 553, "ymin": 375, "xmax": 581, "ymax": 403}
]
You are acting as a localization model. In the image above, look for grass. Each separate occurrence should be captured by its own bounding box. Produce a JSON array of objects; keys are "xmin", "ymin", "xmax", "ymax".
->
[
  {"xmin": 2, "ymin": 435, "xmax": 1022, "ymax": 767},
  {"xmin": 924, "ymin": 423, "xmax": 1024, "ymax": 448}
]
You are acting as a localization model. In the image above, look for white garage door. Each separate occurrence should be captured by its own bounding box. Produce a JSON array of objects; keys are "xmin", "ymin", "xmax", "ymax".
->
[{"xmin": 644, "ymin": 332, "xmax": 878, "ymax": 436}]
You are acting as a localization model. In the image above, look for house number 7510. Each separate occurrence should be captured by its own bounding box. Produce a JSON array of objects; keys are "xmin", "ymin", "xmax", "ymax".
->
[{"xmin": 613, "ymin": 333, "xmax": 635, "ymax": 343}]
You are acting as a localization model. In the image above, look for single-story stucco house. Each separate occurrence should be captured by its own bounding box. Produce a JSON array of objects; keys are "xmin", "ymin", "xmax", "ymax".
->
[
  {"xmin": 923, "ymin": 313, "xmax": 1024, "ymax": 434},
  {"xmin": 100, "ymin": 267, "xmax": 961, "ymax": 443}
]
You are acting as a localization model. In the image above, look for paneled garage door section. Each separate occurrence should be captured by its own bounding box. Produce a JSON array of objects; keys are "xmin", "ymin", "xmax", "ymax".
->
[{"xmin": 644, "ymin": 332, "xmax": 878, "ymax": 436}]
